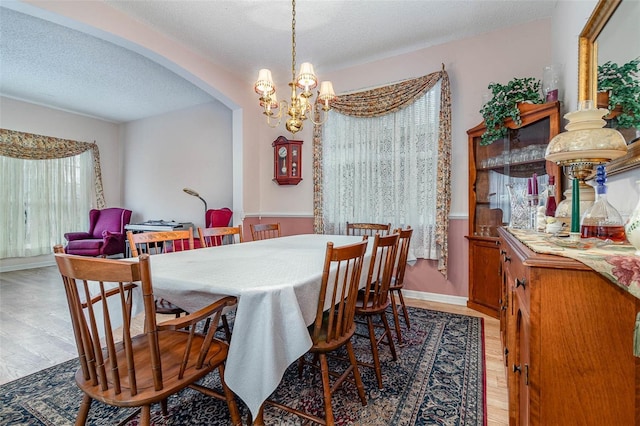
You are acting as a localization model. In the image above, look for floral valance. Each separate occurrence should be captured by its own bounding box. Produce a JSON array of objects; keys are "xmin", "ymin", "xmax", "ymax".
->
[
  {"xmin": 330, "ymin": 70, "xmax": 445, "ymax": 117},
  {"xmin": 0, "ymin": 128, "xmax": 105, "ymax": 208}
]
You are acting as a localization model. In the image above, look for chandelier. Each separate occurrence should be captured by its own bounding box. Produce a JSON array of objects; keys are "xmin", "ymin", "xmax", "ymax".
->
[{"xmin": 254, "ymin": 0, "xmax": 336, "ymax": 134}]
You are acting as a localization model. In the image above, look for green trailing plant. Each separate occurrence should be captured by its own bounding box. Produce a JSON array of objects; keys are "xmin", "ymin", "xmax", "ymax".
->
[
  {"xmin": 598, "ymin": 57, "xmax": 640, "ymax": 129},
  {"xmin": 479, "ymin": 77, "xmax": 544, "ymax": 146}
]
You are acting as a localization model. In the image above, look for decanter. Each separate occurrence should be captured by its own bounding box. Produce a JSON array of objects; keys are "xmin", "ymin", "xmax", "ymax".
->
[{"xmin": 580, "ymin": 165, "xmax": 626, "ymax": 242}]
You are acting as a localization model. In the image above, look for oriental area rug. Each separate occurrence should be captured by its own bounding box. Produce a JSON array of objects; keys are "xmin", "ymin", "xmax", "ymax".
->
[{"xmin": 0, "ymin": 307, "xmax": 485, "ymax": 425}]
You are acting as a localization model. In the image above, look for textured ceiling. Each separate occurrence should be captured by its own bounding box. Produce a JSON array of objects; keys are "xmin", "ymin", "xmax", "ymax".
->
[
  {"xmin": 0, "ymin": 0, "xmax": 557, "ymax": 123},
  {"xmin": 0, "ymin": 6, "xmax": 214, "ymax": 122}
]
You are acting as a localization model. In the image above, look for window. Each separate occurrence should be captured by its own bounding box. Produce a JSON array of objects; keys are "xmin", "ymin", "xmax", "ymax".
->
[
  {"xmin": 0, "ymin": 152, "xmax": 93, "ymax": 258},
  {"xmin": 314, "ymin": 69, "xmax": 451, "ymax": 277},
  {"xmin": 320, "ymin": 81, "xmax": 441, "ymax": 261},
  {"xmin": 0, "ymin": 129, "xmax": 105, "ymax": 259}
]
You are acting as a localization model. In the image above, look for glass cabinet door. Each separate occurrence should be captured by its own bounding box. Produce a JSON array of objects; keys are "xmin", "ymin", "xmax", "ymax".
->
[{"xmin": 468, "ymin": 102, "xmax": 561, "ymax": 238}]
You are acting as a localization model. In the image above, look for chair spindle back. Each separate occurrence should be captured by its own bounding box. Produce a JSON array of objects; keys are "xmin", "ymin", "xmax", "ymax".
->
[
  {"xmin": 392, "ymin": 227, "xmax": 413, "ymax": 288},
  {"xmin": 311, "ymin": 238, "xmax": 369, "ymax": 345},
  {"xmin": 360, "ymin": 232, "xmax": 400, "ymax": 310},
  {"xmin": 198, "ymin": 225, "xmax": 243, "ymax": 247},
  {"xmin": 127, "ymin": 229, "xmax": 194, "ymax": 257},
  {"xmin": 250, "ymin": 223, "xmax": 281, "ymax": 241},
  {"xmin": 54, "ymin": 245, "xmax": 161, "ymax": 396}
]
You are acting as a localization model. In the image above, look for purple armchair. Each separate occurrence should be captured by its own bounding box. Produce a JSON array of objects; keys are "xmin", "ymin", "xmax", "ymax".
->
[{"xmin": 64, "ymin": 208, "xmax": 132, "ymax": 257}]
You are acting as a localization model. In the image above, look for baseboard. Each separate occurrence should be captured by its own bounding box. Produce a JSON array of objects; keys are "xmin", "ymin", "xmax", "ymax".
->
[
  {"xmin": 0, "ymin": 258, "xmax": 56, "ymax": 273},
  {"xmin": 402, "ymin": 289, "xmax": 468, "ymax": 306}
]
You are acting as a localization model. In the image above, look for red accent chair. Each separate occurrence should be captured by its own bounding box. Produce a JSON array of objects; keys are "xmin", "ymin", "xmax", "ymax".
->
[
  {"xmin": 205, "ymin": 208, "xmax": 233, "ymax": 228},
  {"xmin": 64, "ymin": 207, "xmax": 132, "ymax": 257}
]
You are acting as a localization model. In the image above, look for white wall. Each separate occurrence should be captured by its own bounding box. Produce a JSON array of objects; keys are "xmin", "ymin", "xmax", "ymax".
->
[{"xmin": 122, "ymin": 102, "xmax": 233, "ymax": 229}]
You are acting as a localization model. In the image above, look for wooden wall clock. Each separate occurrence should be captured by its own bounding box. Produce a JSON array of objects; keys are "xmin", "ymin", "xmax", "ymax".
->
[{"xmin": 272, "ymin": 136, "xmax": 302, "ymax": 185}]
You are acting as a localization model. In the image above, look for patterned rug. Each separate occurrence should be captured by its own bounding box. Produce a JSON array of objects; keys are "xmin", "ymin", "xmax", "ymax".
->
[{"xmin": 0, "ymin": 307, "xmax": 485, "ymax": 425}]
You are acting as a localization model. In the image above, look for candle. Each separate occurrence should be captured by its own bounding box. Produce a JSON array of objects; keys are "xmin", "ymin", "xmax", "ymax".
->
[
  {"xmin": 571, "ymin": 178, "xmax": 580, "ymax": 233},
  {"xmin": 532, "ymin": 173, "xmax": 538, "ymax": 196},
  {"xmin": 527, "ymin": 178, "xmax": 533, "ymax": 195}
]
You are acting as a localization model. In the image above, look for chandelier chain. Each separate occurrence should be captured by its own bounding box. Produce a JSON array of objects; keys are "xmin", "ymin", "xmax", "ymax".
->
[{"xmin": 291, "ymin": 0, "xmax": 296, "ymax": 83}]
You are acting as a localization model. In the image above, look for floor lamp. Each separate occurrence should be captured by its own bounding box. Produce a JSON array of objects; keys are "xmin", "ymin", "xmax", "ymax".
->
[{"xmin": 183, "ymin": 187, "xmax": 208, "ymax": 213}]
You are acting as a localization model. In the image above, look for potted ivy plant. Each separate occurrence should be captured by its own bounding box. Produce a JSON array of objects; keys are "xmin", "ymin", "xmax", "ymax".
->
[
  {"xmin": 480, "ymin": 77, "xmax": 544, "ymax": 146},
  {"xmin": 597, "ymin": 57, "xmax": 640, "ymax": 129}
]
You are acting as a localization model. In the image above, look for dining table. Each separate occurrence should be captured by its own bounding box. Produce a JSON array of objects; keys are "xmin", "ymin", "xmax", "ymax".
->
[{"xmin": 145, "ymin": 233, "xmax": 373, "ymax": 419}]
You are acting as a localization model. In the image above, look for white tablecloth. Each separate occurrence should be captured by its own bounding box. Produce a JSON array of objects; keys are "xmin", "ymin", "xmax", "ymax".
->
[{"xmin": 147, "ymin": 234, "xmax": 371, "ymax": 417}]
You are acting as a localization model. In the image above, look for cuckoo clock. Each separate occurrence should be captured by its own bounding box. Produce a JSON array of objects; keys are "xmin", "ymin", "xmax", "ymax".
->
[{"xmin": 272, "ymin": 136, "xmax": 302, "ymax": 185}]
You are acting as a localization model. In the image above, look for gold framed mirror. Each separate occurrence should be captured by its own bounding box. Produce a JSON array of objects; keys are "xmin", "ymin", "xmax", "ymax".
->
[{"xmin": 579, "ymin": 0, "xmax": 640, "ymax": 176}]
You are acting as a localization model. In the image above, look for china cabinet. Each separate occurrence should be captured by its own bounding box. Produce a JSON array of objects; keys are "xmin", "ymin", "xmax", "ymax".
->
[
  {"xmin": 499, "ymin": 228, "xmax": 640, "ymax": 425},
  {"xmin": 466, "ymin": 102, "xmax": 561, "ymax": 318}
]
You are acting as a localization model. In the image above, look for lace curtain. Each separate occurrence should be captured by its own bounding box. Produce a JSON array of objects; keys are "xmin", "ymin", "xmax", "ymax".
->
[
  {"xmin": 313, "ymin": 69, "xmax": 451, "ymax": 277},
  {"xmin": 0, "ymin": 129, "xmax": 105, "ymax": 258}
]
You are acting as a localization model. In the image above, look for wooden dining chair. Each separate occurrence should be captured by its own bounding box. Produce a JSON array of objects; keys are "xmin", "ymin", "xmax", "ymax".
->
[
  {"xmin": 198, "ymin": 225, "xmax": 243, "ymax": 247},
  {"xmin": 354, "ymin": 232, "xmax": 399, "ymax": 389},
  {"xmin": 127, "ymin": 228, "xmax": 194, "ymax": 256},
  {"xmin": 265, "ymin": 238, "xmax": 369, "ymax": 425},
  {"xmin": 389, "ymin": 226, "xmax": 414, "ymax": 344},
  {"xmin": 127, "ymin": 229, "xmax": 194, "ymax": 318},
  {"xmin": 250, "ymin": 223, "xmax": 281, "ymax": 241},
  {"xmin": 52, "ymin": 245, "xmax": 241, "ymax": 426},
  {"xmin": 346, "ymin": 222, "xmax": 391, "ymax": 237}
]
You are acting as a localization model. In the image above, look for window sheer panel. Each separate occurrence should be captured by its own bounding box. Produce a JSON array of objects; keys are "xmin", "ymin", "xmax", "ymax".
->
[
  {"xmin": 0, "ymin": 156, "xmax": 25, "ymax": 258},
  {"xmin": 0, "ymin": 151, "xmax": 92, "ymax": 258},
  {"xmin": 322, "ymin": 82, "xmax": 441, "ymax": 260}
]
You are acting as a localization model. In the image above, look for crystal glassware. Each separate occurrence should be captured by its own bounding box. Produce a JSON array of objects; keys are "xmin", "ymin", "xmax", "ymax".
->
[{"xmin": 506, "ymin": 183, "xmax": 530, "ymax": 229}]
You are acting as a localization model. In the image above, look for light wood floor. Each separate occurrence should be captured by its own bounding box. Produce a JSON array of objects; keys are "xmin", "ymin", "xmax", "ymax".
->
[{"xmin": 0, "ymin": 266, "xmax": 508, "ymax": 425}]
